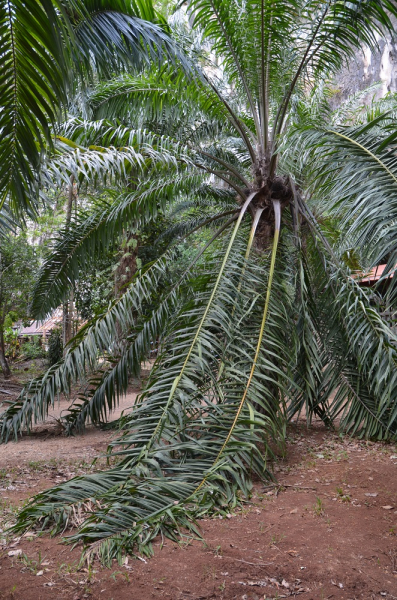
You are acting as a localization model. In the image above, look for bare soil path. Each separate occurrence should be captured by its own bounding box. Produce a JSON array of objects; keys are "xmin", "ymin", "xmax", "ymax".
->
[
  {"xmin": 0, "ymin": 390, "xmax": 139, "ymax": 468},
  {"xmin": 0, "ymin": 412, "xmax": 396, "ymax": 600}
]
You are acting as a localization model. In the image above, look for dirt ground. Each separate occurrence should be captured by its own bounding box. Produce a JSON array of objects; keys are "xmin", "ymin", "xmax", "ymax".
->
[{"xmin": 1, "ymin": 393, "xmax": 397, "ymax": 600}]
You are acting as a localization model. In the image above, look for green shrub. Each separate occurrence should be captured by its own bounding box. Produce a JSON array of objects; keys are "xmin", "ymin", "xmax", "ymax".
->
[
  {"xmin": 21, "ymin": 338, "xmax": 46, "ymax": 360},
  {"xmin": 4, "ymin": 327, "xmax": 19, "ymax": 359},
  {"xmin": 47, "ymin": 328, "xmax": 63, "ymax": 366}
]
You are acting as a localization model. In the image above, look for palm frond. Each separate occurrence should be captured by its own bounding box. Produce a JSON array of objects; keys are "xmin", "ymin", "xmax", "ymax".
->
[
  {"xmin": 69, "ymin": 0, "xmax": 191, "ymax": 79},
  {"xmin": 290, "ymin": 204, "xmax": 397, "ymax": 439},
  {"xmin": 298, "ymin": 116, "xmax": 397, "ymax": 297},
  {"xmin": 32, "ymin": 172, "xmax": 215, "ymax": 319},
  {"xmin": 0, "ymin": 249, "xmax": 176, "ymax": 441},
  {"xmin": 0, "ymin": 0, "xmax": 68, "ymax": 214},
  {"xmin": 11, "ymin": 218, "xmax": 292, "ymax": 564},
  {"xmin": 0, "ymin": 0, "xmax": 188, "ymax": 215}
]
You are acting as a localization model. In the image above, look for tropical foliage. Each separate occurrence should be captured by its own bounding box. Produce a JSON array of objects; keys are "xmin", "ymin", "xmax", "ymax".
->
[
  {"xmin": 0, "ymin": 0, "xmax": 185, "ymax": 216},
  {"xmin": 2, "ymin": 0, "xmax": 397, "ymax": 563},
  {"xmin": 0, "ymin": 233, "xmax": 39, "ymax": 377}
]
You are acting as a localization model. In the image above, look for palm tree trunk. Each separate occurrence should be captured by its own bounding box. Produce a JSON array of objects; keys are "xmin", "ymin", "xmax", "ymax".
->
[
  {"xmin": 63, "ymin": 176, "xmax": 75, "ymax": 350},
  {"xmin": 114, "ymin": 234, "xmax": 138, "ymax": 298},
  {"xmin": 0, "ymin": 326, "xmax": 11, "ymax": 379}
]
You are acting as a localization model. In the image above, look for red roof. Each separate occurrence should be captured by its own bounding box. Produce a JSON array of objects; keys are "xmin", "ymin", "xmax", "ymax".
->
[
  {"xmin": 355, "ymin": 264, "xmax": 395, "ymax": 285},
  {"xmin": 19, "ymin": 309, "xmax": 63, "ymax": 336}
]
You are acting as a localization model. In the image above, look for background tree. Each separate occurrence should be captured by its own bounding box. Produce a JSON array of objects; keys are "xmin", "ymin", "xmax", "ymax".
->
[{"xmin": 0, "ymin": 233, "xmax": 39, "ymax": 377}]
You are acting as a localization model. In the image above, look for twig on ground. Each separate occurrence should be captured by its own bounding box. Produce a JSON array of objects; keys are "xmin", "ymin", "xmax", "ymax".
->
[
  {"xmin": 233, "ymin": 558, "xmax": 273, "ymax": 566},
  {"xmin": 264, "ymin": 483, "xmax": 318, "ymax": 491}
]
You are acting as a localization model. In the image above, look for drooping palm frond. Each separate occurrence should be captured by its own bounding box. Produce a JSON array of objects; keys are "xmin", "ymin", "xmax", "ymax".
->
[
  {"xmin": 45, "ymin": 132, "xmax": 194, "ymax": 190},
  {"xmin": 31, "ymin": 169, "xmax": 238, "ymax": 319},
  {"xmin": 68, "ymin": 0, "xmax": 189, "ymax": 78},
  {"xmin": 328, "ymin": 276, "xmax": 397, "ymax": 439},
  {"xmin": 0, "ymin": 0, "xmax": 189, "ymax": 215},
  {"xmin": 0, "ymin": 0, "xmax": 68, "ymax": 215},
  {"xmin": 87, "ymin": 71, "xmax": 202, "ymax": 121},
  {"xmin": 11, "ymin": 211, "xmax": 293, "ymax": 563},
  {"xmin": 296, "ymin": 115, "xmax": 397, "ymax": 297},
  {"xmin": 0, "ymin": 248, "xmax": 177, "ymax": 441},
  {"xmin": 287, "ymin": 245, "xmax": 334, "ymax": 426},
  {"xmin": 289, "ymin": 202, "xmax": 397, "ymax": 439}
]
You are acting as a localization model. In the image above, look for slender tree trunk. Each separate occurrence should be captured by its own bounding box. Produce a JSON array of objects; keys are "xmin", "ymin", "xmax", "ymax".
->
[
  {"xmin": 114, "ymin": 233, "xmax": 139, "ymax": 298},
  {"xmin": 113, "ymin": 233, "xmax": 139, "ymax": 350},
  {"xmin": 63, "ymin": 289, "xmax": 74, "ymax": 348},
  {"xmin": 63, "ymin": 176, "xmax": 75, "ymax": 350},
  {"xmin": 114, "ymin": 171, "xmax": 138, "ymax": 299},
  {"xmin": 0, "ymin": 327, "xmax": 11, "ymax": 379}
]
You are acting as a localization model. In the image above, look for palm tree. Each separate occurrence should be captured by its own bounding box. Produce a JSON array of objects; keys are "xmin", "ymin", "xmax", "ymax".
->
[{"xmin": 3, "ymin": 0, "xmax": 397, "ymax": 563}]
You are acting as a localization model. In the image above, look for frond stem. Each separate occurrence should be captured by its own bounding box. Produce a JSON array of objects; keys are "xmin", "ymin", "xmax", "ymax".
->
[
  {"xmin": 191, "ymin": 200, "xmax": 281, "ymax": 496},
  {"xmin": 185, "ymin": 209, "xmax": 239, "ymax": 237},
  {"xmin": 193, "ymin": 162, "xmax": 246, "ymax": 199},
  {"xmin": 217, "ymin": 207, "xmax": 265, "ymax": 382},
  {"xmin": 207, "ymin": 0, "xmax": 262, "ymax": 145},
  {"xmin": 196, "ymin": 149, "xmax": 250, "ymax": 188},
  {"xmin": 260, "ymin": 0, "xmax": 270, "ymax": 150},
  {"xmin": 325, "ymin": 129, "xmax": 397, "ymax": 186},
  {"xmin": 270, "ymin": 3, "xmax": 330, "ymax": 175},
  {"xmin": 202, "ymin": 73, "xmax": 256, "ymax": 163}
]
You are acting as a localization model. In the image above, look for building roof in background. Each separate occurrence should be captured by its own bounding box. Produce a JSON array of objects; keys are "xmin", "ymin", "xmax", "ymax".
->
[
  {"xmin": 19, "ymin": 308, "xmax": 63, "ymax": 336},
  {"xmin": 356, "ymin": 264, "xmax": 395, "ymax": 286}
]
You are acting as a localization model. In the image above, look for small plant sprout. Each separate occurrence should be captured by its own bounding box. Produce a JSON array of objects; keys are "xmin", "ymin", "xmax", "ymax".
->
[
  {"xmin": 313, "ymin": 496, "xmax": 324, "ymax": 517},
  {"xmin": 336, "ymin": 487, "xmax": 351, "ymax": 503}
]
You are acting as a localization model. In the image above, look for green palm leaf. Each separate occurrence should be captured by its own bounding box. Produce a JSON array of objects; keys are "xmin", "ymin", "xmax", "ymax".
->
[
  {"xmin": 291, "ymin": 201, "xmax": 397, "ymax": 439},
  {"xmin": 0, "ymin": 0, "xmax": 68, "ymax": 215},
  {"xmin": 11, "ymin": 221, "xmax": 291, "ymax": 563},
  {"xmin": 0, "ymin": 0, "xmax": 188, "ymax": 214},
  {"xmin": 300, "ymin": 118, "xmax": 397, "ymax": 297}
]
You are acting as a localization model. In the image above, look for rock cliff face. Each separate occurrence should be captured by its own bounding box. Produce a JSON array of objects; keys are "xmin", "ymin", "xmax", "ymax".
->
[{"xmin": 332, "ymin": 27, "xmax": 397, "ymax": 105}]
